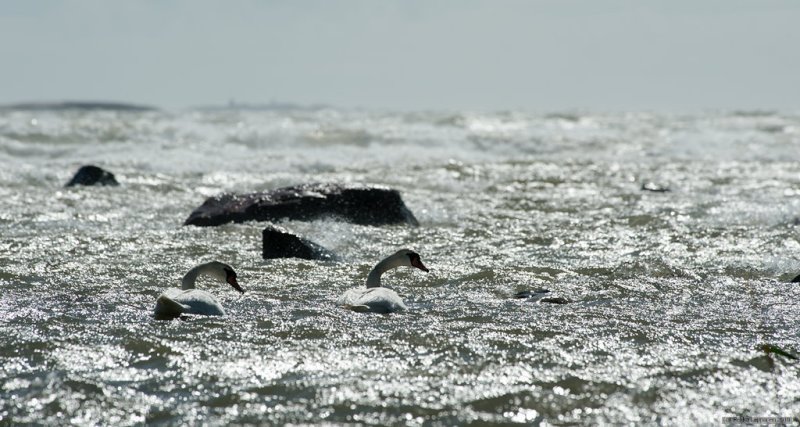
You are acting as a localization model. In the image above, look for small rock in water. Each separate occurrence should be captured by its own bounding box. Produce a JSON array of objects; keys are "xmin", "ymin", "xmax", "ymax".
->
[
  {"xmin": 262, "ymin": 225, "xmax": 337, "ymax": 261},
  {"xmin": 540, "ymin": 297, "xmax": 570, "ymax": 304},
  {"xmin": 514, "ymin": 289, "xmax": 550, "ymax": 298},
  {"xmin": 515, "ymin": 289, "xmax": 570, "ymax": 304},
  {"xmin": 641, "ymin": 182, "xmax": 670, "ymax": 193},
  {"xmin": 66, "ymin": 165, "xmax": 119, "ymax": 187}
]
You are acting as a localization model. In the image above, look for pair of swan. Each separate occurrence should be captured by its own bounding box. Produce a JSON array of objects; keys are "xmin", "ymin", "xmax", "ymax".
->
[{"xmin": 154, "ymin": 249, "xmax": 428, "ymax": 318}]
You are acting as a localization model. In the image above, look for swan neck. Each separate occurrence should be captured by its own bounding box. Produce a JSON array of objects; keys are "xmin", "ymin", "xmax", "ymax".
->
[
  {"xmin": 181, "ymin": 265, "xmax": 205, "ymax": 290},
  {"xmin": 365, "ymin": 256, "xmax": 399, "ymax": 288}
]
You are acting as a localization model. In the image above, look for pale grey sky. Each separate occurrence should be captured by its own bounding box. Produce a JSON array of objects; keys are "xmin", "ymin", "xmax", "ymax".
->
[{"xmin": 1, "ymin": 1, "xmax": 798, "ymax": 111}]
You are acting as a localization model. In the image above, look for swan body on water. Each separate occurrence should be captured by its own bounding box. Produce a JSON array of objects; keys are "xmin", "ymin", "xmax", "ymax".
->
[
  {"xmin": 154, "ymin": 261, "xmax": 244, "ymax": 318},
  {"xmin": 338, "ymin": 249, "xmax": 429, "ymax": 313}
]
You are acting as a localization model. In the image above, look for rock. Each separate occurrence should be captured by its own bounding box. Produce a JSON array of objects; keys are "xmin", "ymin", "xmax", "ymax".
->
[
  {"xmin": 66, "ymin": 165, "xmax": 119, "ymax": 187},
  {"xmin": 515, "ymin": 289, "xmax": 570, "ymax": 304},
  {"xmin": 514, "ymin": 289, "xmax": 550, "ymax": 298},
  {"xmin": 184, "ymin": 183, "xmax": 419, "ymax": 227},
  {"xmin": 641, "ymin": 182, "xmax": 670, "ymax": 193},
  {"xmin": 540, "ymin": 297, "xmax": 570, "ymax": 304},
  {"xmin": 262, "ymin": 225, "xmax": 336, "ymax": 261},
  {"xmin": 791, "ymin": 274, "xmax": 800, "ymax": 283}
]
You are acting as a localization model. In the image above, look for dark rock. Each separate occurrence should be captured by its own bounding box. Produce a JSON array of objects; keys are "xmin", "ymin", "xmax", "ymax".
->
[
  {"xmin": 262, "ymin": 225, "xmax": 336, "ymax": 261},
  {"xmin": 514, "ymin": 289, "xmax": 550, "ymax": 298},
  {"xmin": 791, "ymin": 274, "xmax": 800, "ymax": 283},
  {"xmin": 515, "ymin": 289, "xmax": 570, "ymax": 304},
  {"xmin": 540, "ymin": 297, "xmax": 570, "ymax": 304},
  {"xmin": 641, "ymin": 182, "xmax": 670, "ymax": 193},
  {"xmin": 185, "ymin": 183, "xmax": 419, "ymax": 227},
  {"xmin": 66, "ymin": 165, "xmax": 119, "ymax": 187}
]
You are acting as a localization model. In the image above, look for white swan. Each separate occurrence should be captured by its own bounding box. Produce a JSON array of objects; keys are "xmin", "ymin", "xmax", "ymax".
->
[
  {"xmin": 154, "ymin": 261, "xmax": 244, "ymax": 318},
  {"xmin": 337, "ymin": 249, "xmax": 429, "ymax": 313}
]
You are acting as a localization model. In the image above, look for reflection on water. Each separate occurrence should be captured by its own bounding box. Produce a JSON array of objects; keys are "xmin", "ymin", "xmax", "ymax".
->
[{"xmin": 1, "ymin": 109, "xmax": 799, "ymax": 424}]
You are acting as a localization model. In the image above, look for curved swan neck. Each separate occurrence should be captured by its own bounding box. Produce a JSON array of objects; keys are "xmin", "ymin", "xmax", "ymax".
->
[
  {"xmin": 365, "ymin": 255, "xmax": 402, "ymax": 288},
  {"xmin": 181, "ymin": 264, "xmax": 210, "ymax": 290}
]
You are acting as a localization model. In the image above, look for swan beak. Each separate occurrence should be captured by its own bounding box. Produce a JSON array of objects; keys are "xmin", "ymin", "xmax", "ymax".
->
[
  {"xmin": 228, "ymin": 277, "xmax": 245, "ymax": 293},
  {"xmin": 411, "ymin": 258, "xmax": 429, "ymax": 272}
]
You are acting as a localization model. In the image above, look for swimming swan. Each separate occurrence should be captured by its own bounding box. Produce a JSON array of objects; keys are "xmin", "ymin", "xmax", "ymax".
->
[
  {"xmin": 337, "ymin": 249, "xmax": 429, "ymax": 313},
  {"xmin": 154, "ymin": 261, "xmax": 244, "ymax": 318}
]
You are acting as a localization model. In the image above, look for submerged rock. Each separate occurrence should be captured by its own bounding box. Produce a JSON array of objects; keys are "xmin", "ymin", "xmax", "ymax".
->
[
  {"xmin": 641, "ymin": 182, "xmax": 670, "ymax": 193},
  {"xmin": 540, "ymin": 297, "xmax": 570, "ymax": 304},
  {"xmin": 185, "ymin": 183, "xmax": 419, "ymax": 227},
  {"xmin": 66, "ymin": 165, "xmax": 119, "ymax": 187},
  {"xmin": 514, "ymin": 289, "xmax": 550, "ymax": 298},
  {"xmin": 515, "ymin": 289, "xmax": 570, "ymax": 304},
  {"xmin": 262, "ymin": 225, "xmax": 336, "ymax": 261}
]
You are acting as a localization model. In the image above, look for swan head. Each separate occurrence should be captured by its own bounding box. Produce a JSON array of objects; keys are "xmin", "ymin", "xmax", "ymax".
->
[
  {"xmin": 365, "ymin": 249, "xmax": 429, "ymax": 288},
  {"xmin": 223, "ymin": 265, "xmax": 244, "ymax": 293},
  {"xmin": 205, "ymin": 261, "xmax": 244, "ymax": 293},
  {"xmin": 395, "ymin": 249, "xmax": 429, "ymax": 272}
]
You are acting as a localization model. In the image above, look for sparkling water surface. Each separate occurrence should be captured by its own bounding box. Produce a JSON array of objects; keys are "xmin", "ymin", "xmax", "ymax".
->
[{"xmin": 1, "ymin": 108, "xmax": 799, "ymax": 425}]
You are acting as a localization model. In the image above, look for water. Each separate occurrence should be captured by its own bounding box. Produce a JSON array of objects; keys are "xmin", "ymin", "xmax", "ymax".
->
[{"xmin": 1, "ymin": 107, "xmax": 799, "ymax": 425}]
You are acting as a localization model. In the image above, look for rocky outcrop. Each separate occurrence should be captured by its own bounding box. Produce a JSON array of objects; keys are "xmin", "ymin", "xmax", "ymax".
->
[
  {"xmin": 66, "ymin": 165, "xmax": 119, "ymax": 187},
  {"xmin": 262, "ymin": 225, "xmax": 336, "ymax": 261},
  {"xmin": 184, "ymin": 183, "xmax": 419, "ymax": 227}
]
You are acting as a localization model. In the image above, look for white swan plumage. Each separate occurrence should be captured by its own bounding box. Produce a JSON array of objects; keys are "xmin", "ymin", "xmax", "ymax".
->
[
  {"xmin": 154, "ymin": 261, "xmax": 244, "ymax": 318},
  {"xmin": 337, "ymin": 249, "xmax": 429, "ymax": 313}
]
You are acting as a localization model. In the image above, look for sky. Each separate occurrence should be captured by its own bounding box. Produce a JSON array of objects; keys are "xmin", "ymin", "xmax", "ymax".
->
[{"xmin": 1, "ymin": 1, "xmax": 798, "ymax": 112}]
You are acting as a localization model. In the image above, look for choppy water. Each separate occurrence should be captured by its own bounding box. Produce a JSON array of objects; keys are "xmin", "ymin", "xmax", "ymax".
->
[{"xmin": 1, "ymin": 107, "xmax": 800, "ymax": 425}]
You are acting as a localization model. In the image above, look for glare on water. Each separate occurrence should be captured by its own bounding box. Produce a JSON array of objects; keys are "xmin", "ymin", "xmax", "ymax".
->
[{"xmin": 1, "ymin": 108, "xmax": 799, "ymax": 424}]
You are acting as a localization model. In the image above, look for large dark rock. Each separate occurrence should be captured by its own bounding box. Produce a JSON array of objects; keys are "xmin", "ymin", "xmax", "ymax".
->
[
  {"xmin": 791, "ymin": 274, "xmax": 800, "ymax": 283},
  {"xmin": 262, "ymin": 225, "xmax": 336, "ymax": 261},
  {"xmin": 66, "ymin": 165, "xmax": 119, "ymax": 187},
  {"xmin": 184, "ymin": 183, "xmax": 419, "ymax": 227}
]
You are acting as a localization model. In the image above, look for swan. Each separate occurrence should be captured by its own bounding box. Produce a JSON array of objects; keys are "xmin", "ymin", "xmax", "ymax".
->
[
  {"xmin": 337, "ymin": 249, "xmax": 429, "ymax": 313},
  {"xmin": 154, "ymin": 261, "xmax": 244, "ymax": 318}
]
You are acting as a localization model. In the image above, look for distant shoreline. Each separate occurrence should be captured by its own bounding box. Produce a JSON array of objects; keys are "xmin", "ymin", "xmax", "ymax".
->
[{"xmin": 0, "ymin": 101, "xmax": 157, "ymax": 112}]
